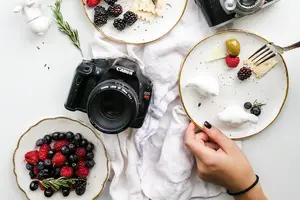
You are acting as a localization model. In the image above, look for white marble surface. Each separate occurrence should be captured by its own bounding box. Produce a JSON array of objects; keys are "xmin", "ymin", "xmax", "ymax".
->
[{"xmin": 1, "ymin": 0, "xmax": 299, "ymax": 199}]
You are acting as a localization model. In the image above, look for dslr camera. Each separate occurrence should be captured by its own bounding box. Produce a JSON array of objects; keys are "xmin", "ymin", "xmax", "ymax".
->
[
  {"xmin": 65, "ymin": 58, "xmax": 153, "ymax": 134},
  {"xmin": 195, "ymin": 0, "xmax": 280, "ymax": 27}
]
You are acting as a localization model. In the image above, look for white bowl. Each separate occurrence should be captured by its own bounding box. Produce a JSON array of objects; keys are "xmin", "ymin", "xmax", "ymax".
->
[{"xmin": 13, "ymin": 117, "xmax": 110, "ymax": 200}]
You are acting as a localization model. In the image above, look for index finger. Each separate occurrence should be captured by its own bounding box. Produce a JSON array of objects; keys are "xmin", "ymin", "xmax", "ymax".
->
[{"xmin": 184, "ymin": 123, "xmax": 215, "ymax": 158}]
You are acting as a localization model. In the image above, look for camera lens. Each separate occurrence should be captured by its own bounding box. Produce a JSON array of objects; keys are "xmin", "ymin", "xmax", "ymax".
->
[
  {"xmin": 100, "ymin": 91, "xmax": 125, "ymax": 119},
  {"xmin": 87, "ymin": 80, "xmax": 139, "ymax": 134},
  {"xmin": 239, "ymin": 0, "xmax": 256, "ymax": 6}
]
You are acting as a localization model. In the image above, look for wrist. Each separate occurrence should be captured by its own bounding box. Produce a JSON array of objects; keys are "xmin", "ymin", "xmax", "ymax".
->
[
  {"xmin": 228, "ymin": 173, "xmax": 257, "ymax": 193},
  {"xmin": 234, "ymin": 183, "xmax": 267, "ymax": 200}
]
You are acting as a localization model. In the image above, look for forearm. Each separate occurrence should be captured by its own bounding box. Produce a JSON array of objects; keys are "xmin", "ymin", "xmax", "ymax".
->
[{"xmin": 234, "ymin": 184, "xmax": 267, "ymax": 200}]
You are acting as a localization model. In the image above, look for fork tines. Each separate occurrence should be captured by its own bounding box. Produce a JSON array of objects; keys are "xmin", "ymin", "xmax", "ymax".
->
[{"xmin": 248, "ymin": 43, "xmax": 277, "ymax": 66}]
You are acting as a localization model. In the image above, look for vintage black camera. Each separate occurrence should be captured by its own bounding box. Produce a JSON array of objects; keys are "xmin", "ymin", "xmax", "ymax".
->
[
  {"xmin": 65, "ymin": 58, "xmax": 153, "ymax": 134},
  {"xmin": 195, "ymin": 0, "xmax": 280, "ymax": 27}
]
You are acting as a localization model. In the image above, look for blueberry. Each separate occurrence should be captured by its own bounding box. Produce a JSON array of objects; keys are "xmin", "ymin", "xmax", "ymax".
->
[
  {"xmin": 71, "ymin": 163, "xmax": 78, "ymax": 171},
  {"xmin": 86, "ymin": 160, "xmax": 95, "ymax": 168},
  {"xmin": 37, "ymin": 172, "xmax": 44, "ymax": 180},
  {"xmin": 29, "ymin": 181, "xmax": 39, "ymax": 191},
  {"xmin": 69, "ymin": 154, "xmax": 78, "ymax": 163},
  {"xmin": 44, "ymin": 159, "xmax": 52, "ymax": 168},
  {"xmin": 86, "ymin": 143, "xmax": 94, "ymax": 152},
  {"xmin": 74, "ymin": 133, "xmax": 82, "ymax": 141},
  {"xmin": 43, "ymin": 135, "xmax": 52, "ymax": 144},
  {"xmin": 75, "ymin": 186, "xmax": 86, "ymax": 196},
  {"xmin": 52, "ymin": 167, "xmax": 60, "ymax": 178},
  {"xmin": 36, "ymin": 139, "xmax": 45, "ymax": 146},
  {"xmin": 61, "ymin": 146, "xmax": 70, "ymax": 155},
  {"xmin": 87, "ymin": 152, "xmax": 94, "ymax": 160},
  {"xmin": 26, "ymin": 163, "xmax": 33, "ymax": 171},
  {"xmin": 80, "ymin": 139, "xmax": 88, "ymax": 147},
  {"xmin": 251, "ymin": 106, "xmax": 261, "ymax": 116},
  {"xmin": 66, "ymin": 131, "xmax": 74, "ymax": 141},
  {"xmin": 37, "ymin": 161, "xmax": 44, "ymax": 170},
  {"xmin": 62, "ymin": 187, "xmax": 70, "ymax": 197},
  {"xmin": 47, "ymin": 149, "xmax": 56, "ymax": 159},
  {"xmin": 58, "ymin": 132, "xmax": 66, "ymax": 140},
  {"xmin": 52, "ymin": 132, "xmax": 60, "ymax": 140},
  {"xmin": 68, "ymin": 144, "xmax": 76, "ymax": 153},
  {"xmin": 44, "ymin": 188, "xmax": 54, "ymax": 197},
  {"xmin": 42, "ymin": 169, "xmax": 50, "ymax": 178},
  {"xmin": 29, "ymin": 171, "xmax": 35, "ymax": 179},
  {"xmin": 244, "ymin": 102, "xmax": 252, "ymax": 110}
]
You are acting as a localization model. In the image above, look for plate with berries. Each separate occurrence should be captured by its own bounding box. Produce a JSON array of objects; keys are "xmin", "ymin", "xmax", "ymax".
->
[
  {"xmin": 179, "ymin": 30, "xmax": 289, "ymax": 139},
  {"xmin": 13, "ymin": 117, "xmax": 110, "ymax": 199},
  {"xmin": 81, "ymin": 0, "xmax": 187, "ymax": 44}
]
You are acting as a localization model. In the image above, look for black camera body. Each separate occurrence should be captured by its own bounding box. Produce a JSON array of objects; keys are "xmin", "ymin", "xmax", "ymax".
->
[
  {"xmin": 195, "ymin": 0, "xmax": 280, "ymax": 27},
  {"xmin": 65, "ymin": 58, "xmax": 153, "ymax": 134}
]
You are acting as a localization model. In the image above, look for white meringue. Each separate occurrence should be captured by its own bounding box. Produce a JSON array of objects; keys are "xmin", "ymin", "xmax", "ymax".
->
[
  {"xmin": 185, "ymin": 76, "xmax": 219, "ymax": 97},
  {"xmin": 218, "ymin": 105, "xmax": 259, "ymax": 127}
]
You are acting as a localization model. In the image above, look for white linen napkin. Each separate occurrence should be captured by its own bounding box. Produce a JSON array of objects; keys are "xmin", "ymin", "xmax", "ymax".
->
[{"xmin": 90, "ymin": 1, "xmax": 235, "ymax": 199}]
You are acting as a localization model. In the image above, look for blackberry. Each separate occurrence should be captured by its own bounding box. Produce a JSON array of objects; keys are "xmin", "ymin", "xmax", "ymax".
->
[
  {"xmin": 87, "ymin": 152, "xmax": 94, "ymax": 160},
  {"xmin": 104, "ymin": 0, "xmax": 117, "ymax": 6},
  {"xmin": 113, "ymin": 18, "xmax": 126, "ymax": 31},
  {"xmin": 75, "ymin": 177, "xmax": 87, "ymax": 187},
  {"xmin": 94, "ymin": 13, "xmax": 108, "ymax": 26},
  {"xmin": 94, "ymin": 6, "xmax": 107, "ymax": 15},
  {"xmin": 86, "ymin": 160, "xmax": 95, "ymax": 168},
  {"xmin": 123, "ymin": 11, "xmax": 138, "ymax": 26},
  {"xmin": 108, "ymin": 4, "xmax": 123, "ymax": 17},
  {"xmin": 237, "ymin": 67, "xmax": 252, "ymax": 81}
]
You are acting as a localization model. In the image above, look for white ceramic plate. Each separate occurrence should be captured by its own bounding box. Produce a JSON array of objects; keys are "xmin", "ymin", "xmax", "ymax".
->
[
  {"xmin": 179, "ymin": 30, "xmax": 289, "ymax": 139},
  {"xmin": 13, "ymin": 117, "xmax": 110, "ymax": 200},
  {"xmin": 82, "ymin": 0, "xmax": 187, "ymax": 44}
]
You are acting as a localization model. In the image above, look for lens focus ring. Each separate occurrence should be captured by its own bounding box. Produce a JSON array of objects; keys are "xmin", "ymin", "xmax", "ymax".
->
[{"xmin": 236, "ymin": 0, "xmax": 264, "ymax": 14}]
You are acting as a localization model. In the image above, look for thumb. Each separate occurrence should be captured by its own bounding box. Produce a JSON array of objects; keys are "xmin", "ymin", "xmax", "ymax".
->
[{"xmin": 202, "ymin": 121, "xmax": 236, "ymax": 153}]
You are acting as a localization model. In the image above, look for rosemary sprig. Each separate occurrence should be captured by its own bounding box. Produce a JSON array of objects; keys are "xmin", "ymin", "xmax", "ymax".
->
[
  {"xmin": 38, "ymin": 177, "xmax": 77, "ymax": 191},
  {"xmin": 253, "ymin": 100, "xmax": 266, "ymax": 107},
  {"xmin": 52, "ymin": 0, "xmax": 83, "ymax": 57}
]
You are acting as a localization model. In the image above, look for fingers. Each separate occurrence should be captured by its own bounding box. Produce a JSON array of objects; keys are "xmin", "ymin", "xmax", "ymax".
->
[
  {"xmin": 205, "ymin": 142, "xmax": 220, "ymax": 151},
  {"xmin": 195, "ymin": 132, "xmax": 209, "ymax": 143},
  {"xmin": 184, "ymin": 122, "xmax": 215, "ymax": 158},
  {"xmin": 203, "ymin": 121, "xmax": 236, "ymax": 153}
]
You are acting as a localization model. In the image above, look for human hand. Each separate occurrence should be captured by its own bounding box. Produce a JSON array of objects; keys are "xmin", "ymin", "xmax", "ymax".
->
[{"xmin": 184, "ymin": 121, "xmax": 256, "ymax": 193}]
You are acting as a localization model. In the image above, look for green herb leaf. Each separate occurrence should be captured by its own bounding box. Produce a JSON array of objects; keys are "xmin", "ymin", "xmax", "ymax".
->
[{"xmin": 52, "ymin": 0, "xmax": 83, "ymax": 57}]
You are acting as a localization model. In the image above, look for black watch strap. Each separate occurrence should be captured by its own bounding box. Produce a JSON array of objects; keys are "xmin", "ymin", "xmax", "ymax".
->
[{"xmin": 227, "ymin": 175, "xmax": 260, "ymax": 196}]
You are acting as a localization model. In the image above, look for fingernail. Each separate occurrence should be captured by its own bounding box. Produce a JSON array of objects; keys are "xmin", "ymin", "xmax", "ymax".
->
[{"xmin": 204, "ymin": 121, "xmax": 212, "ymax": 129}]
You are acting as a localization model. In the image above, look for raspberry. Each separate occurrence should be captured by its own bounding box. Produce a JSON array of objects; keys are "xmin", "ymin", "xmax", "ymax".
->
[
  {"xmin": 237, "ymin": 67, "xmax": 252, "ymax": 81},
  {"xmin": 52, "ymin": 152, "xmax": 66, "ymax": 167},
  {"xmin": 225, "ymin": 55, "xmax": 240, "ymax": 68},
  {"xmin": 60, "ymin": 166, "xmax": 73, "ymax": 178},
  {"xmin": 25, "ymin": 150, "xmax": 39, "ymax": 165},
  {"xmin": 33, "ymin": 165, "xmax": 39, "ymax": 176},
  {"xmin": 54, "ymin": 140, "xmax": 69, "ymax": 151},
  {"xmin": 76, "ymin": 148, "xmax": 87, "ymax": 160},
  {"xmin": 107, "ymin": 4, "xmax": 123, "ymax": 17},
  {"xmin": 113, "ymin": 18, "xmax": 126, "ymax": 31},
  {"xmin": 39, "ymin": 144, "xmax": 50, "ymax": 161},
  {"xmin": 78, "ymin": 160, "xmax": 86, "ymax": 169},
  {"xmin": 123, "ymin": 11, "xmax": 138, "ymax": 26},
  {"xmin": 76, "ymin": 167, "xmax": 89, "ymax": 178},
  {"xmin": 86, "ymin": 0, "xmax": 101, "ymax": 8}
]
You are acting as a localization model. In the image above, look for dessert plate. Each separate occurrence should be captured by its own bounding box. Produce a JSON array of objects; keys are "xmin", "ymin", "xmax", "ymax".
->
[
  {"xmin": 81, "ymin": 0, "xmax": 187, "ymax": 44},
  {"xmin": 13, "ymin": 117, "xmax": 110, "ymax": 199},
  {"xmin": 179, "ymin": 30, "xmax": 289, "ymax": 139}
]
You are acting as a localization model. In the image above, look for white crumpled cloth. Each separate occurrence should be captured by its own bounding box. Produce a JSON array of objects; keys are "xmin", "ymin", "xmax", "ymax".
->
[{"xmin": 90, "ymin": 1, "xmax": 231, "ymax": 199}]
